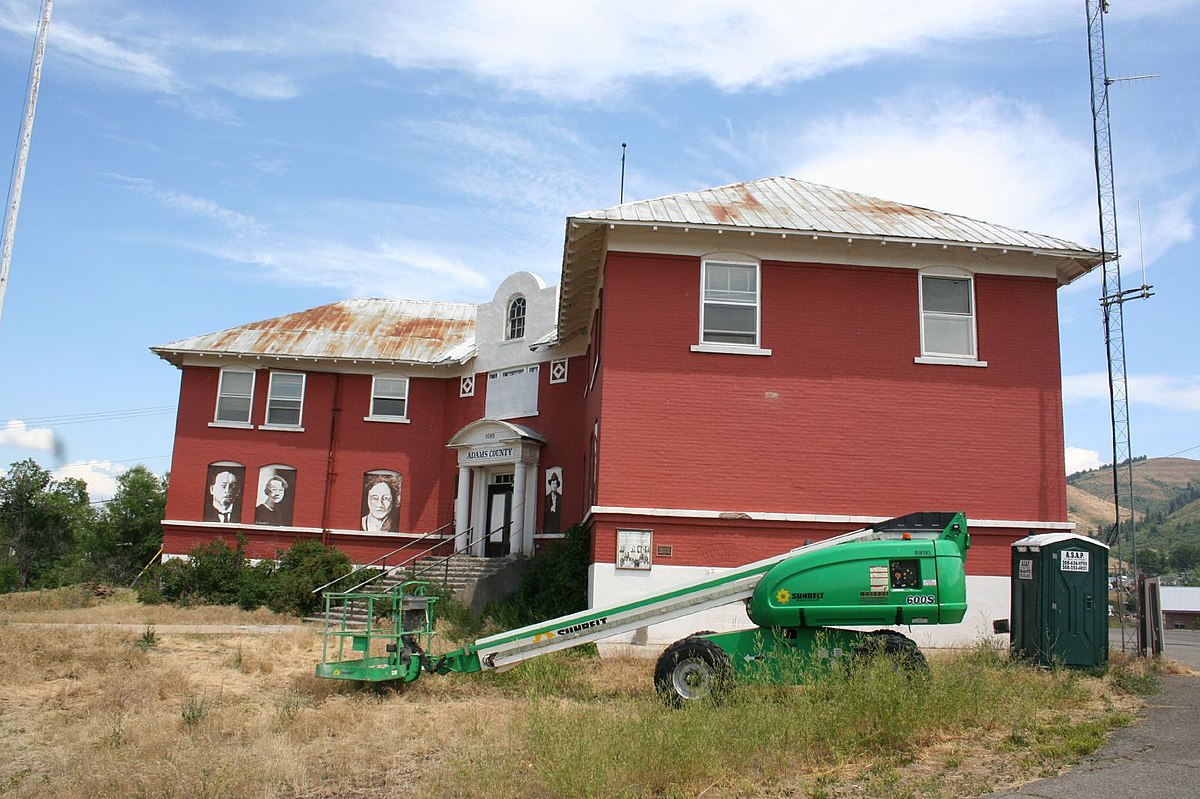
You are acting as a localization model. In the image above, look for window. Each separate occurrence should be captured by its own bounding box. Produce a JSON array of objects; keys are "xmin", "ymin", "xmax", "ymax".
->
[
  {"xmin": 506, "ymin": 296, "xmax": 526, "ymax": 340},
  {"xmin": 215, "ymin": 369, "xmax": 254, "ymax": 424},
  {"xmin": 700, "ymin": 260, "xmax": 760, "ymax": 347},
  {"xmin": 920, "ymin": 274, "xmax": 977, "ymax": 359},
  {"xmin": 265, "ymin": 372, "xmax": 304, "ymax": 427},
  {"xmin": 368, "ymin": 375, "xmax": 409, "ymax": 421},
  {"xmin": 485, "ymin": 364, "xmax": 539, "ymax": 420}
]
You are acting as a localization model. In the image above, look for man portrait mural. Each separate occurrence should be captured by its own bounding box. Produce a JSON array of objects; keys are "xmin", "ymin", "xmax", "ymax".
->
[
  {"xmin": 544, "ymin": 466, "xmax": 563, "ymax": 534},
  {"xmin": 360, "ymin": 471, "xmax": 401, "ymax": 533},
  {"xmin": 254, "ymin": 465, "xmax": 296, "ymax": 527},
  {"xmin": 203, "ymin": 463, "xmax": 244, "ymax": 523}
]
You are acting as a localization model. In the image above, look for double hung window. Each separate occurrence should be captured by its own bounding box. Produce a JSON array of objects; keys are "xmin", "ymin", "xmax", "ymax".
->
[
  {"xmin": 919, "ymin": 274, "xmax": 978, "ymax": 359},
  {"xmin": 265, "ymin": 372, "xmax": 305, "ymax": 427},
  {"xmin": 701, "ymin": 260, "xmax": 760, "ymax": 347},
  {"xmin": 369, "ymin": 376, "xmax": 409, "ymax": 421},
  {"xmin": 215, "ymin": 369, "xmax": 254, "ymax": 424}
]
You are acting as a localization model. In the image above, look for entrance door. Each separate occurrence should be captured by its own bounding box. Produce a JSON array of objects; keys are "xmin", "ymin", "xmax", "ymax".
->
[{"xmin": 484, "ymin": 483, "xmax": 513, "ymax": 558}]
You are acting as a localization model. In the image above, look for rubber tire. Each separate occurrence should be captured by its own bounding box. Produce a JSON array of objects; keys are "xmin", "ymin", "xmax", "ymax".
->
[
  {"xmin": 851, "ymin": 630, "xmax": 928, "ymax": 671},
  {"xmin": 654, "ymin": 636, "xmax": 733, "ymax": 707}
]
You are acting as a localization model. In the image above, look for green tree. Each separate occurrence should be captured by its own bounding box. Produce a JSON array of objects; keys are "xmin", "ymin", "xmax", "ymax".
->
[
  {"xmin": 0, "ymin": 459, "xmax": 95, "ymax": 590},
  {"xmin": 82, "ymin": 466, "xmax": 167, "ymax": 584},
  {"xmin": 1137, "ymin": 548, "xmax": 1166, "ymax": 576},
  {"xmin": 1170, "ymin": 542, "xmax": 1200, "ymax": 573}
]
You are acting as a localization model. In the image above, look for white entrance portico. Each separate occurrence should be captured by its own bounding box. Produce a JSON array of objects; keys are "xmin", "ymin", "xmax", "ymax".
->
[{"xmin": 447, "ymin": 420, "xmax": 545, "ymax": 557}]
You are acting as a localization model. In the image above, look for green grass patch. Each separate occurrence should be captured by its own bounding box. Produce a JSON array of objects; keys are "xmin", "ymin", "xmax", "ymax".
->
[{"xmin": 425, "ymin": 645, "xmax": 1129, "ymax": 798}]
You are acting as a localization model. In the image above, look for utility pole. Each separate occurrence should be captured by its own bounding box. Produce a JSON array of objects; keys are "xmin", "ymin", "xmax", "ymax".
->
[{"xmin": 0, "ymin": 0, "xmax": 54, "ymax": 331}]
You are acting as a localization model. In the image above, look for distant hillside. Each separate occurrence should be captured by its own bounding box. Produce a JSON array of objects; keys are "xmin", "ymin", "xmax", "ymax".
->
[{"xmin": 1067, "ymin": 457, "xmax": 1200, "ymax": 553}]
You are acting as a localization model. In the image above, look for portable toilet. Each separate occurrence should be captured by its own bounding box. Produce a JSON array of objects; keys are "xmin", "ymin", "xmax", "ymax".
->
[{"xmin": 1010, "ymin": 533, "xmax": 1109, "ymax": 668}]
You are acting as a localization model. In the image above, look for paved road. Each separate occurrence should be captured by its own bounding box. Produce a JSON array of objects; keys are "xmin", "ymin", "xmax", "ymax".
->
[
  {"xmin": 1160, "ymin": 628, "xmax": 1200, "ymax": 671},
  {"xmin": 985, "ymin": 629, "xmax": 1200, "ymax": 798}
]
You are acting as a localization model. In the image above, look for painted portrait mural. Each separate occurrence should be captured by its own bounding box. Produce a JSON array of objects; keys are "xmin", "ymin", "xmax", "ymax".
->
[
  {"xmin": 254, "ymin": 465, "xmax": 297, "ymax": 527},
  {"xmin": 203, "ymin": 462, "xmax": 245, "ymax": 523},
  {"xmin": 544, "ymin": 466, "xmax": 563, "ymax": 533},
  {"xmin": 360, "ymin": 470, "xmax": 402, "ymax": 533}
]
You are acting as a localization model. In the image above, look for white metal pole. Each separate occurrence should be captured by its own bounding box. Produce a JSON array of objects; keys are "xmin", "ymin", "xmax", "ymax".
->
[{"xmin": 0, "ymin": 0, "xmax": 54, "ymax": 331}]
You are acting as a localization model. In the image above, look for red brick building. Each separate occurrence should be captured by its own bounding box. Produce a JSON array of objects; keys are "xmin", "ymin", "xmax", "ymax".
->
[{"xmin": 153, "ymin": 177, "xmax": 1102, "ymax": 645}]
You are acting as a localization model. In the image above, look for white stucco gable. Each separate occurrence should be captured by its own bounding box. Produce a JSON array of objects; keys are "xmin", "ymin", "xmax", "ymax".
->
[{"xmin": 475, "ymin": 271, "xmax": 559, "ymax": 373}]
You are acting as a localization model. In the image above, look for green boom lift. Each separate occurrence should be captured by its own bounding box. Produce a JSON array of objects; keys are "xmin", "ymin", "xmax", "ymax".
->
[{"xmin": 316, "ymin": 511, "xmax": 970, "ymax": 703}]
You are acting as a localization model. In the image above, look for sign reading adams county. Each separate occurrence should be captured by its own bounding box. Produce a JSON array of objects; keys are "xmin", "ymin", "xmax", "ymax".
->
[{"xmin": 466, "ymin": 446, "xmax": 515, "ymax": 463}]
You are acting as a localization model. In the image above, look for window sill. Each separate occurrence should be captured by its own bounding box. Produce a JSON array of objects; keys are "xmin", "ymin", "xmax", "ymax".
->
[
  {"xmin": 914, "ymin": 356, "xmax": 988, "ymax": 368},
  {"xmin": 690, "ymin": 343, "xmax": 773, "ymax": 357},
  {"xmin": 257, "ymin": 423, "xmax": 305, "ymax": 432},
  {"xmin": 363, "ymin": 415, "xmax": 411, "ymax": 424},
  {"xmin": 208, "ymin": 421, "xmax": 253, "ymax": 430}
]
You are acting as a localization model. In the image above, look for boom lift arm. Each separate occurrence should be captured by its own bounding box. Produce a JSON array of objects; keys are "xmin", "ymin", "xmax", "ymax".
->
[{"xmin": 316, "ymin": 512, "xmax": 970, "ymax": 703}]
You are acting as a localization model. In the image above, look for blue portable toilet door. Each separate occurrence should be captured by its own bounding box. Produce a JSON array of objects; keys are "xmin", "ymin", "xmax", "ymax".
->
[{"xmin": 1048, "ymin": 547, "xmax": 1098, "ymax": 667}]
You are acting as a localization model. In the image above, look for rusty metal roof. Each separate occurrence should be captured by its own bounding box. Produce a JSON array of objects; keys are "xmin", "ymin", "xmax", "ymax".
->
[
  {"xmin": 556, "ymin": 176, "xmax": 1104, "ymax": 345},
  {"xmin": 570, "ymin": 176, "xmax": 1101, "ymax": 255},
  {"xmin": 152, "ymin": 298, "xmax": 477, "ymax": 366}
]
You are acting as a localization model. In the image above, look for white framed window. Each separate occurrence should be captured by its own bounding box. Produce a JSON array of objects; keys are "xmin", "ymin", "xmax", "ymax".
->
[
  {"xmin": 263, "ymin": 372, "xmax": 305, "ymax": 428},
  {"xmin": 506, "ymin": 296, "xmax": 527, "ymax": 340},
  {"xmin": 918, "ymin": 272, "xmax": 984, "ymax": 365},
  {"xmin": 366, "ymin": 375, "xmax": 410, "ymax": 422},
  {"xmin": 485, "ymin": 364, "xmax": 539, "ymax": 420},
  {"xmin": 214, "ymin": 368, "xmax": 254, "ymax": 425},
  {"xmin": 692, "ymin": 258, "xmax": 771, "ymax": 355}
]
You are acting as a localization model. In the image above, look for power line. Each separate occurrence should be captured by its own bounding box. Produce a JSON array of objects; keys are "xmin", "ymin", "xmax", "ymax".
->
[{"xmin": 2, "ymin": 405, "xmax": 175, "ymax": 428}]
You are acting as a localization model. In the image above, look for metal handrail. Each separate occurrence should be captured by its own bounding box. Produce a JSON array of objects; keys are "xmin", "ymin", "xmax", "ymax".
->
[
  {"xmin": 311, "ymin": 520, "xmax": 456, "ymax": 594},
  {"xmin": 340, "ymin": 520, "xmax": 499, "ymax": 594},
  {"xmin": 317, "ymin": 495, "xmax": 527, "ymax": 597}
]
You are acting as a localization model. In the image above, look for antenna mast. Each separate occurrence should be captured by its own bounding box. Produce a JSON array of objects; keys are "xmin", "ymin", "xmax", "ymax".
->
[
  {"xmin": 0, "ymin": 0, "xmax": 53, "ymax": 331},
  {"xmin": 1085, "ymin": 0, "xmax": 1153, "ymax": 649}
]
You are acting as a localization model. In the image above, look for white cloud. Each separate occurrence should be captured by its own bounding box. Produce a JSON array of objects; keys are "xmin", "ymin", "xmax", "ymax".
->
[
  {"xmin": 53, "ymin": 460, "xmax": 126, "ymax": 503},
  {"xmin": 205, "ymin": 236, "xmax": 491, "ymax": 300},
  {"xmin": 217, "ymin": 72, "xmax": 301, "ymax": 101},
  {"xmin": 108, "ymin": 174, "xmax": 267, "ymax": 236},
  {"xmin": 1130, "ymin": 193, "xmax": 1196, "ymax": 272},
  {"xmin": 1063, "ymin": 372, "xmax": 1200, "ymax": 412},
  {"xmin": 351, "ymin": 1, "xmax": 1085, "ymax": 100},
  {"xmin": 783, "ymin": 94, "xmax": 1099, "ymax": 246},
  {"xmin": 0, "ymin": 420, "xmax": 57, "ymax": 453},
  {"xmin": 1065, "ymin": 446, "xmax": 1103, "ymax": 475}
]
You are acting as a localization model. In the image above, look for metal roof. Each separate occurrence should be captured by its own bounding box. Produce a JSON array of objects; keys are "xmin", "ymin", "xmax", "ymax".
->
[
  {"xmin": 556, "ymin": 176, "xmax": 1105, "ymax": 344},
  {"xmin": 1160, "ymin": 586, "xmax": 1200, "ymax": 613},
  {"xmin": 1012, "ymin": 533, "xmax": 1109, "ymax": 550},
  {"xmin": 570, "ymin": 176, "xmax": 1103, "ymax": 255},
  {"xmin": 152, "ymin": 298, "xmax": 477, "ymax": 366}
]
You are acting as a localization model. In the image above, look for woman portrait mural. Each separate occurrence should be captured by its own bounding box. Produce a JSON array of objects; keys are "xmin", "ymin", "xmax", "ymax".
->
[{"xmin": 360, "ymin": 470, "xmax": 401, "ymax": 532}]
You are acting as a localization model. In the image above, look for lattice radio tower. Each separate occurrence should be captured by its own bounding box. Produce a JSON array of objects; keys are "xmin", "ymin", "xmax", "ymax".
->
[{"xmin": 1085, "ymin": 1, "xmax": 1154, "ymax": 647}]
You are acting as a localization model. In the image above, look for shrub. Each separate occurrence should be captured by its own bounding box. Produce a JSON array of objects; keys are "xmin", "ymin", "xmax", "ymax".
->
[
  {"xmin": 238, "ymin": 560, "xmax": 276, "ymax": 611},
  {"xmin": 266, "ymin": 540, "xmax": 351, "ymax": 616},
  {"xmin": 484, "ymin": 523, "xmax": 590, "ymax": 630}
]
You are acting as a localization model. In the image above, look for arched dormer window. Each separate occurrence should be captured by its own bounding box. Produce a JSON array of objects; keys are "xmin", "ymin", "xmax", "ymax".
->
[{"xmin": 506, "ymin": 296, "xmax": 527, "ymax": 340}]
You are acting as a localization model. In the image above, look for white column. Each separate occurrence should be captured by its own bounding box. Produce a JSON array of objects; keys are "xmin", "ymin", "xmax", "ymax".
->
[
  {"xmin": 471, "ymin": 467, "xmax": 487, "ymax": 557},
  {"xmin": 513, "ymin": 460, "xmax": 528, "ymax": 556},
  {"xmin": 522, "ymin": 461, "xmax": 538, "ymax": 556},
  {"xmin": 454, "ymin": 465, "xmax": 471, "ymax": 553}
]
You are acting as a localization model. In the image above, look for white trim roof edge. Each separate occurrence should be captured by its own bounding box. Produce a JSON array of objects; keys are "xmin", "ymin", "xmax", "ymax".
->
[{"xmin": 587, "ymin": 506, "xmax": 1075, "ymax": 530}]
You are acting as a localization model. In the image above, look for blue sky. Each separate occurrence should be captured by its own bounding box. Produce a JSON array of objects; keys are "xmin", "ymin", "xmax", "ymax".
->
[{"xmin": 0, "ymin": 0, "xmax": 1196, "ymax": 499}]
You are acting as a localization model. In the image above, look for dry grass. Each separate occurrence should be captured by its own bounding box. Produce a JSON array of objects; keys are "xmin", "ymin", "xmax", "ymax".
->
[
  {"xmin": 0, "ymin": 597, "xmax": 1155, "ymax": 799},
  {"xmin": 0, "ymin": 586, "xmax": 296, "ymax": 626}
]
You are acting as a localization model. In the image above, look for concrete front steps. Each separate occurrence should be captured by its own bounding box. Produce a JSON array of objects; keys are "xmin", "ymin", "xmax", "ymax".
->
[{"xmin": 309, "ymin": 553, "xmax": 530, "ymax": 627}]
